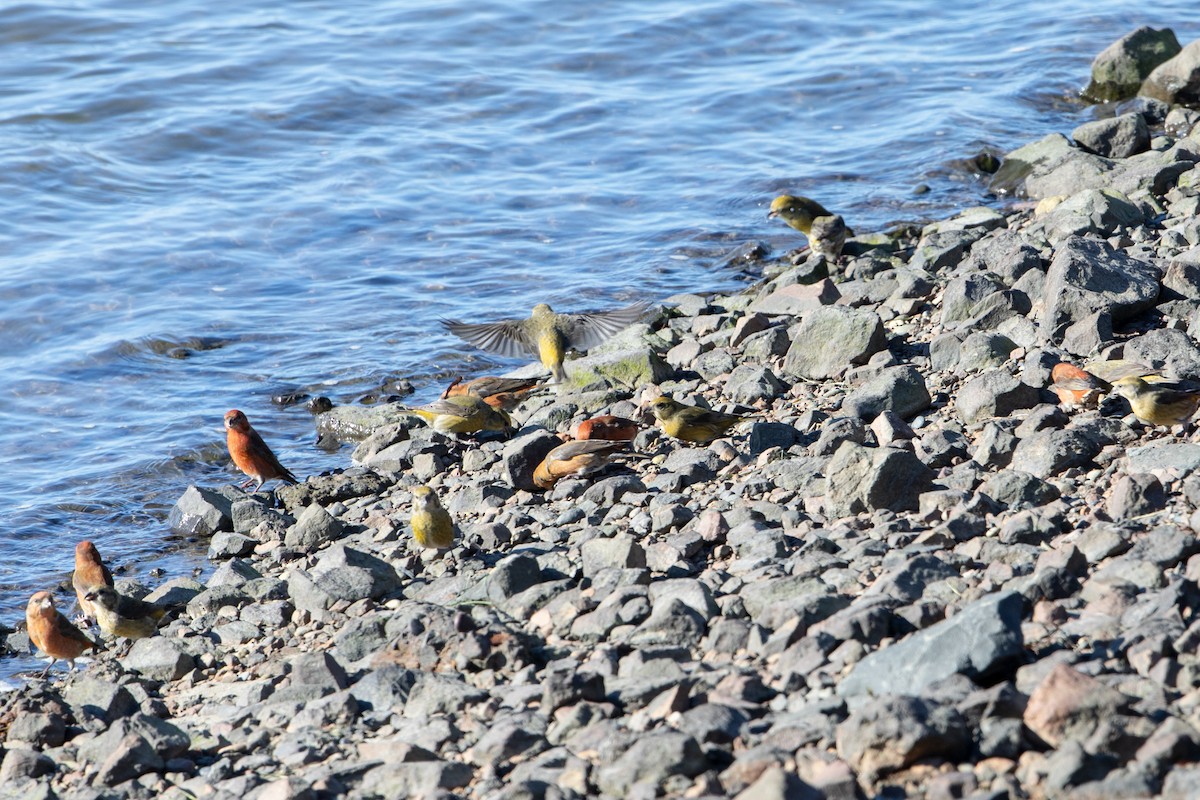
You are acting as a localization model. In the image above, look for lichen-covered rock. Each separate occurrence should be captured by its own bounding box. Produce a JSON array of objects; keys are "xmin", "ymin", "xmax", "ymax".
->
[{"xmin": 1084, "ymin": 27, "xmax": 1181, "ymax": 102}]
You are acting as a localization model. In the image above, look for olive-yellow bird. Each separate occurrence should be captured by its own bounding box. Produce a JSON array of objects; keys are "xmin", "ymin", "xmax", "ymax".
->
[
  {"xmin": 768, "ymin": 194, "xmax": 853, "ymax": 260},
  {"xmin": 442, "ymin": 302, "xmax": 649, "ymax": 384},
  {"xmin": 651, "ymin": 395, "xmax": 746, "ymax": 444},
  {"xmin": 1111, "ymin": 376, "xmax": 1200, "ymax": 428},
  {"xmin": 410, "ymin": 485, "xmax": 455, "ymax": 549},
  {"xmin": 85, "ymin": 585, "xmax": 167, "ymax": 640},
  {"xmin": 407, "ymin": 394, "xmax": 514, "ymax": 436}
]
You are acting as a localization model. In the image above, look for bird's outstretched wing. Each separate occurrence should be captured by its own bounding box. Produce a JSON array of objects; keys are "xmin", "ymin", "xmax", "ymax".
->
[
  {"xmin": 564, "ymin": 302, "xmax": 651, "ymax": 351},
  {"xmin": 441, "ymin": 317, "xmax": 535, "ymax": 358}
]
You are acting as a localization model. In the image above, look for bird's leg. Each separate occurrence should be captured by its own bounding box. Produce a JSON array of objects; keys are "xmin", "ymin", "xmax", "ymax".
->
[{"xmin": 240, "ymin": 478, "xmax": 256, "ymax": 490}]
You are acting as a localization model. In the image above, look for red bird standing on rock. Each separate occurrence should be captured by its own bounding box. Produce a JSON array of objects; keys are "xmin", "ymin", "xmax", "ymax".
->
[
  {"xmin": 26, "ymin": 591, "xmax": 98, "ymax": 677},
  {"xmin": 224, "ymin": 409, "xmax": 298, "ymax": 491}
]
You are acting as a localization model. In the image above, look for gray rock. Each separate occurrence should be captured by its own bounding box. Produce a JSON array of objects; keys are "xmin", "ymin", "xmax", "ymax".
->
[
  {"xmin": 825, "ymin": 442, "xmax": 935, "ymax": 516},
  {"xmin": 726, "ymin": 364, "xmax": 787, "ymax": 403},
  {"xmin": 0, "ymin": 749, "xmax": 54, "ymax": 783},
  {"xmin": 908, "ymin": 229, "xmax": 983, "ymax": 273},
  {"xmin": 990, "ymin": 133, "xmax": 1075, "ymax": 197},
  {"xmin": 956, "ymin": 370, "xmax": 1040, "ymax": 424},
  {"xmin": 864, "ymin": 554, "xmax": 959, "ymax": 604},
  {"xmin": 915, "ymin": 428, "xmax": 970, "ymax": 469},
  {"xmin": 810, "ymin": 416, "xmax": 866, "ymax": 457},
  {"xmin": 1041, "ymin": 188, "xmax": 1145, "ymax": 241},
  {"xmin": 972, "ymin": 421, "xmax": 1018, "ymax": 468},
  {"xmin": 648, "ymin": 578, "xmax": 719, "ymax": 621},
  {"xmin": 944, "ymin": 274, "xmax": 1006, "ymax": 327},
  {"xmin": 1024, "ymin": 148, "xmax": 1115, "ymax": 200},
  {"xmin": 835, "ymin": 695, "xmax": 969, "ymax": 782},
  {"xmin": 350, "ymin": 663, "xmax": 419, "ymax": 711},
  {"xmin": 740, "ymin": 575, "xmax": 850, "ymax": 631},
  {"xmin": 168, "ymin": 485, "xmax": 233, "ymax": 537},
  {"xmin": 1142, "ymin": 38, "xmax": 1200, "ymax": 106},
  {"xmin": 1040, "ymin": 237, "xmax": 1159, "ymax": 348},
  {"xmin": 311, "ymin": 544, "xmax": 402, "ymax": 601},
  {"xmin": 124, "ymin": 637, "xmax": 195, "ymax": 682},
  {"xmin": 961, "ymin": 230, "xmax": 1044, "ymax": 285},
  {"xmin": 581, "ymin": 534, "xmax": 646, "ymax": 578},
  {"xmin": 839, "ymin": 591, "xmax": 1024, "ymax": 698},
  {"xmin": 5, "ymin": 713, "xmax": 65, "ymax": 747},
  {"xmin": 208, "ymin": 530, "xmax": 257, "ymax": 559},
  {"xmin": 627, "ymin": 596, "xmax": 708, "ymax": 648},
  {"xmin": 566, "ymin": 343, "xmax": 674, "ymax": 389},
  {"xmin": 358, "ymin": 760, "xmax": 474, "ymax": 796},
  {"xmin": 732, "ymin": 765, "xmax": 822, "ymax": 800},
  {"xmin": 750, "ymin": 279, "xmax": 841, "ymax": 315},
  {"xmin": 842, "ymin": 365, "xmax": 932, "ymax": 420},
  {"xmin": 468, "ymin": 711, "xmax": 547, "ymax": 765},
  {"xmin": 748, "ymin": 421, "xmax": 801, "ymax": 455},
  {"xmin": 1072, "ymin": 113, "xmax": 1150, "ymax": 159},
  {"xmin": 1164, "ymin": 247, "xmax": 1200, "ymax": 301},
  {"xmin": 1010, "ymin": 429, "xmax": 1103, "ymax": 478},
  {"xmin": 1085, "ymin": 26, "xmax": 1181, "ymax": 101},
  {"xmin": 488, "ymin": 554, "xmax": 543, "ymax": 602},
  {"xmin": 287, "ymin": 568, "xmax": 335, "ymax": 612},
  {"xmin": 1124, "ymin": 327, "xmax": 1200, "ymax": 380},
  {"xmin": 285, "ymin": 502, "xmax": 345, "ymax": 550},
  {"xmin": 62, "ymin": 676, "xmax": 139, "ymax": 722},
  {"xmin": 1126, "ymin": 443, "xmax": 1200, "ymax": 473},
  {"xmin": 957, "ymin": 331, "xmax": 1018, "ymax": 372},
  {"xmin": 276, "ymin": 467, "xmax": 393, "ymax": 513},
  {"xmin": 231, "ymin": 497, "xmax": 290, "ymax": 536},
  {"xmin": 980, "ymin": 470, "xmax": 1061, "ymax": 509},
  {"xmin": 581, "ymin": 474, "xmax": 646, "ymax": 506},
  {"xmin": 595, "ymin": 730, "xmax": 707, "ymax": 795},
  {"xmin": 403, "ymin": 673, "xmax": 489, "ymax": 718},
  {"xmin": 502, "ymin": 429, "xmax": 562, "ymax": 493},
  {"xmin": 95, "ymin": 733, "xmax": 164, "ymax": 786},
  {"xmin": 782, "ymin": 306, "xmax": 886, "ymax": 380},
  {"xmin": 1107, "ymin": 473, "xmax": 1167, "ymax": 519}
]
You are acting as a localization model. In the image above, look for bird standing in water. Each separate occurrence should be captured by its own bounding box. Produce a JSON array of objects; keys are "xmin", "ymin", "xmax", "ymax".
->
[{"xmin": 442, "ymin": 302, "xmax": 649, "ymax": 384}]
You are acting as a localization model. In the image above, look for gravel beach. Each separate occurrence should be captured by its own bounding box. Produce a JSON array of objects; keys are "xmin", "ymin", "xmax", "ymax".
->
[{"xmin": 8, "ymin": 27, "xmax": 1200, "ymax": 800}]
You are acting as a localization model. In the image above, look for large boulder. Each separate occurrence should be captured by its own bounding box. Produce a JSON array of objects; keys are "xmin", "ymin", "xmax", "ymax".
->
[
  {"xmin": 1039, "ymin": 237, "xmax": 1159, "ymax": 348},
  {"xmin": 1142, "ymin": 38, "xmax": 1200, "ymax": 107},
  {"xmin": 1084, "ymin": 27, "xmax": 1181, "ymax": 102}
]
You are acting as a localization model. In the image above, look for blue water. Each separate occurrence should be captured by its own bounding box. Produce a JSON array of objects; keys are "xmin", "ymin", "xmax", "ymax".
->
[{"xmin": 1, "ymin": 0, "xmax": 1196, "ymax": 678}]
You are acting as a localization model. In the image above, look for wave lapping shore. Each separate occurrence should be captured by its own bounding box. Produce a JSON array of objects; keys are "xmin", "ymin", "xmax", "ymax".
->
[{"xmin": 10, "ymin": 34, "xmax": 1200, "ymax": 800}]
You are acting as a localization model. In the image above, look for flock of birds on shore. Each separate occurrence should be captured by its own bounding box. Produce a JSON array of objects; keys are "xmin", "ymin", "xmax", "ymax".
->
[{"xmin": 22, "ymin": 194, "xmax": 1200, "ymax": 678}]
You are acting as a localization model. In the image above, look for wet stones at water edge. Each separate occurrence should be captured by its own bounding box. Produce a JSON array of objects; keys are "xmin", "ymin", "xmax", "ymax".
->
[{"xmin": 14, "ymin": 26, "xmax": 1200, "ymax": 798}]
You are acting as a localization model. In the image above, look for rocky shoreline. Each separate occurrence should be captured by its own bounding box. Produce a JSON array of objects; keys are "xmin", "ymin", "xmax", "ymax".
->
[{"xmin": 8, "ymin": 26, "xmax": 1200, "ymax": 800}]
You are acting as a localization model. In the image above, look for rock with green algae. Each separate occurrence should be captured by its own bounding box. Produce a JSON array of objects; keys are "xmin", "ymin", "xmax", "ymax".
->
[{"xmin": 1083, "ymin": 26, "xmax": 1181, "ymax": 103}]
